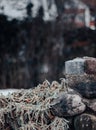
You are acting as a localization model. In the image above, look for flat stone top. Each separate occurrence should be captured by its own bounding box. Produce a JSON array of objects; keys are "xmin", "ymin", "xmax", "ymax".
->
[
  {"xmin": 65, "ymin": 58, "xmax": 85, "ymax": 75},
  {"xmin": 65, "ymin": 57, "xmax": 96, "ymax": 75},
  {"xmin": 67, "ymin": 58, "xmax": 85, "ymax": 63}
]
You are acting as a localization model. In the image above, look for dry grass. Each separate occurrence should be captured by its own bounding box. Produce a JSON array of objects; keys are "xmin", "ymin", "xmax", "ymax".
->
[{"xmin": 0, "ymin": 79, "xmax": 69, "ymax": 130}]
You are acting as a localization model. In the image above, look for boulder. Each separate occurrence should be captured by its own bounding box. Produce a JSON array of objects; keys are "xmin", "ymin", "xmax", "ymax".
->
[
  {"xmin": 66, "ymin": 74, "xmax": 96, "ymax": 88},
  {"xmin": 50, "ymin": 90, "xmax": 86, "ymax": 117},
  {"xmin": 83, "ymin": 99, "xmax": 96, "ymax": 113},
  {"xmin": 88, "ymin": 100, "xmax": 96, "ymax": 113},
  {"xmin": 65, "ymin": 58, "xmax": 85, "ymax": 75},
  {"xmin": 74, "ymin": 113, "xmax": 96, "ymax": 130},
  {"xmin": 84, "ymin": 57, "xmax": 96, "ymax": 74},
  {"xmin": 65, "ymin": 57, "xmax": 96, "ymax": 98},
  {"xmin": 65, "ymin": 57, "xmax": 96, "ymax": 75},
  {"xmin": 72, "ymin": 81, "xmax": 96, "ymax": 98}
]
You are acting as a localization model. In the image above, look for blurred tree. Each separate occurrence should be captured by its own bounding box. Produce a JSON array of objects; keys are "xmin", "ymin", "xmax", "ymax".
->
[
  {"xmin": 37, "ymin": 6, "xmax": 44, "ymax": 19},
  {"xmin": 26, "ymin": 2, "xmax": 33, "ymax": 18},
  {"xmin": 54, "ymin": 0, "xmax": 64, "ymax": 15}
]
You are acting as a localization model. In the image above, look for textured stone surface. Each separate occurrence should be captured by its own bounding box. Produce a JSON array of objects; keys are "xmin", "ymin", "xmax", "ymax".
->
[
  {"xmin": 72, "ymin": 81, "xmax": 96, "ymax": 98},
  {"xmin": 89, "ymin": 100, "xmax": 96, "ymax": 112},
  {"xmin": 65, "ymin": 57, "xmax": 96, "ymax": 75},
  {"xmin": 65, "ymin": 58, "xmax": 85, "ymax": 75},
  {"xmin": 66, "ymin": 74, "xmax": 96, "ymax": 87},
  {"xmin": 74, "ymin": 113, "xmax": 96, "ymax": 130},
  {"xmin": 50, "ymin": 90, "xmax": 86, "ymax": 117},
  {"xmin": 84, "ymin": 57, "xmax": 96, "ymax": 74},
  {"xmin": 83, "ymin": 99, "xmax": 96, "ymax": 113}
]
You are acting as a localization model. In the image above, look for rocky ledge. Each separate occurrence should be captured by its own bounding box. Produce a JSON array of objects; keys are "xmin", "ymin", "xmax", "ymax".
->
[{"xmin": 0, "ymin": 56, "xmax": 96, "ymax": 130}]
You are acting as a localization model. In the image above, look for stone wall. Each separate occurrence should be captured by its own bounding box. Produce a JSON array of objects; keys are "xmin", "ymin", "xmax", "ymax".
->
[{"xmin": 65, "ymin": 56, "xmax": 96, "ymax": 130}]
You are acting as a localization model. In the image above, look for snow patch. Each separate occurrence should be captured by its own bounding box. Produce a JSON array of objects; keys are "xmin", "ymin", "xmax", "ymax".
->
[
  {"xmin": 0, "ymin": 0, "xmax": 57, "ymax": 21},
  {"xmin": 0, "ymin": 89, "xmax": 19, "ymax": 96}
]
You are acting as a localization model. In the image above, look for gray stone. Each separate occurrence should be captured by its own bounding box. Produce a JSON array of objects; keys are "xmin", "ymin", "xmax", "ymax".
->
[
  {"xmin": 83, "ymin": 99, "xmax": 96, "ymax": 112},
  {"xmin": 74, "ymin": 113, "xmax": 96, "ymax": 130},
  {"xmin": 65, "ymin": 58, "xmax": 85, "ymax": 75},
  {"xmin": 65, "ymin": 57, "xmax": 96, "ymax": 75},
  {"xmin": 89, "ymin": 100, "xmax": 96, "ymax": 112},
  {"xmin": 50, "ymin": 90, "xmax": 86, "ymax": 117},
  {"xmin": 71, "ymin": 81, "xmax": 96, "ymax": 98},
  {"xmin": 84, "ymin": 57, "xmax": 96, "ymax": 74},
  {"xmin": 66, "ymin": 74, "xmax": 96, "ymax": 88}
]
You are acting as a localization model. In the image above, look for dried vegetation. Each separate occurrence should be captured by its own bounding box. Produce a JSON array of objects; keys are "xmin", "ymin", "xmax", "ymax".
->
[{"xmin": 0, "ymin": 79, "xmax": 69, "ymax": 130}]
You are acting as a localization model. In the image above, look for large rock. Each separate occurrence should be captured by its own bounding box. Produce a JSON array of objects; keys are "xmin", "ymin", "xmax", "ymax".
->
[
  {"xmin": 84, "ymin": 57, "xmax": 96, "ymax": 74},
  {"xmin": 66, "ymin": 74, "xmax": 96, "ymax": 98},
  {"xmin": 83, "ymin": 99, "xmax": 96, "ymax": 113},
  {"xmin": 65, "ymin": 58, "xmax": 85, "ymax": 75},
  {"xmin": 88, "ymin": 100, "xmax": 96, "ymax": 113},
  {"xmin": 66, "ymin": 74, "xmax": 96, "ymax": 87},
  {"xmin": 72, "ymin": 81, "xmax": 96, "ymax": 98},
  {"xmin": 74, "ymin": 113, "xmax": 96, "ymax": 130},
  {"xmin": 65, "ymin": 57, "xmax": 96, "ymax": 98},
  {"xmin": 65, "ymin": 57, "xmax": 96, "ymax": 75},
  {"xmin": 50, "ymin": 90, "xmax": 86, "ymax": 117}
]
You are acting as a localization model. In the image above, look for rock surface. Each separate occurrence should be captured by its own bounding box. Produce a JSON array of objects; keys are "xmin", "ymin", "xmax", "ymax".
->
[
  {"xmin": 64, "ymin": 57, "xmax": 96, "ymax": 129},
  {"xmin": 66, "ymin": 74, "xmax": 96, "ymax": 87},
  {"xmin": 65, "ymin": 57, "xmax": 96, "ymax": 98},
  {"xmin": 65, "ymin": 57, "xmax": 96, "ymax": 75},
  {"xmin": 83, "ymin": 99, "xmax": 96, "ymax": 113},
  {"xmin": 73, "ymin": 81, "xmax": 96, "ymax": 98},
  {"xmin": 84, "ymin": 57, "xmax": 96, "ymax": 74},
  {"xmin": 74, "ymin": 113, "xmax": 96, "ymax": 130},
  {"xmin": 65, "ymin": 58, "xmax": 85, "ymax": 75},
  {"xmin": 50, "ymin": 90, "xmax": 86, "ymax": 117}
]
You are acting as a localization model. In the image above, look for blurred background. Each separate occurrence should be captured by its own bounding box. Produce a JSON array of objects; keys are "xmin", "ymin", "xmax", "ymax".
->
[{"xmin": 0, "ymin": 0, "xmax": 96, "ymax": 89}]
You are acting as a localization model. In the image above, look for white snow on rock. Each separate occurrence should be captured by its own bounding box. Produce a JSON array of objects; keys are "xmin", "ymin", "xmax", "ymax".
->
[{"xmin": 0, "ymin": 89, "xmax": 19, "ymax": 96}]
